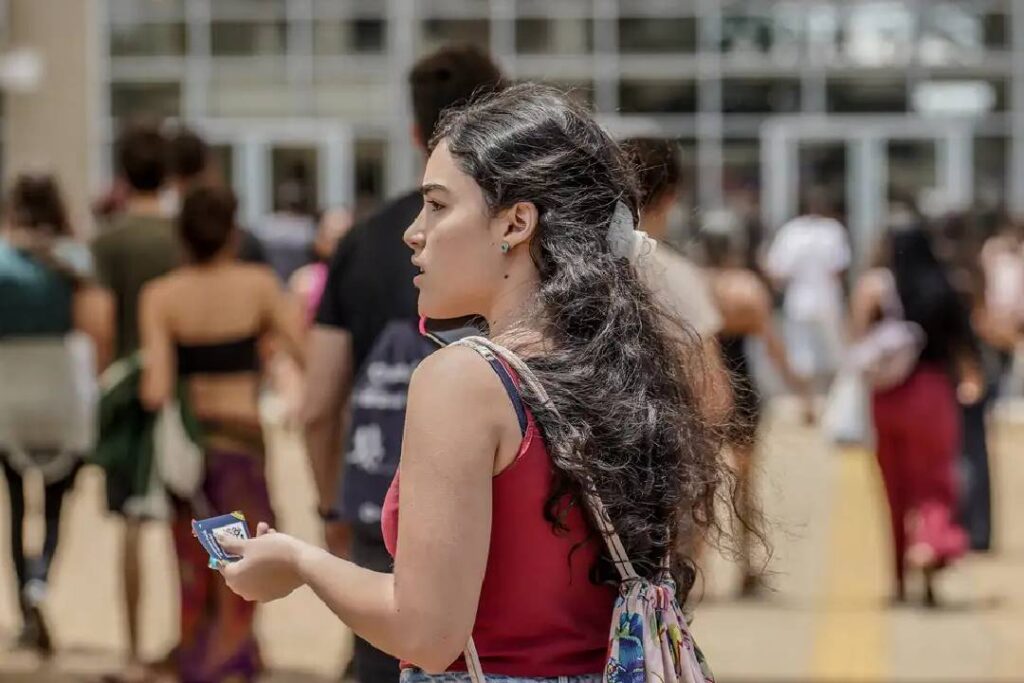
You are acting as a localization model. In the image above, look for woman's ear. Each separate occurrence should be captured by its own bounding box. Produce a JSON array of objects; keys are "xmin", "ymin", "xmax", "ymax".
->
[{"xmin": 501, "ymin": 201, "xmax": 539, "ymax": 249}]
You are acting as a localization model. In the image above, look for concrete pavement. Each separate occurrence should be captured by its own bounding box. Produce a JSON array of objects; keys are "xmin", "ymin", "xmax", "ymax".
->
[{"xmin": 1, "ymin": 410, "xmax": 1021, "ymax": 681}]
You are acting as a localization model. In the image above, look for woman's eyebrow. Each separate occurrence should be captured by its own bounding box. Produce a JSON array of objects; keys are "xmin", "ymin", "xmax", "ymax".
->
[{"xmin": 419, "ymin": 183, "xmax": 449, "ymax": 196}]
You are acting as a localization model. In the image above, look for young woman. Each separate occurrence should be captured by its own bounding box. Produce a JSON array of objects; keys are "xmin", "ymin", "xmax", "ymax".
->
[
  {"xmin": 850, "ymin": 208, "xmax": 976, "ymax": 606},
  {"xmin": 215, "ymin": 84, "xmax": 747, "ymax": 680},
  {"xmin": 0, "ymin": 174, "xmax": 109, "ymax": 653},
  {"xmin": 139, "ymin": 187, "xmax": 303, "ymax": 681},
  {"xmin": 699, "ymin": 216, "xmax": 814, "ymax": 597}
]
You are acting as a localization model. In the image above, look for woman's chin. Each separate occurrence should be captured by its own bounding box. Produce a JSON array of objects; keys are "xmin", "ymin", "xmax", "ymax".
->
[{"xmin": 417, "ymin": 297, "xmax": 470, "ymax": 322}]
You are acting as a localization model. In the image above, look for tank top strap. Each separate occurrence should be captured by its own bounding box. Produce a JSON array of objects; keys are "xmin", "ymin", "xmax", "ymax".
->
[{"xmin": 455, "ymin": 337, "xmax": 528, "ymax": 437}]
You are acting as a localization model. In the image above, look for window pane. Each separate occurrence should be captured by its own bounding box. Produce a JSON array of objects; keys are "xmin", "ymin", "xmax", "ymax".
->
[
  {"xmin": 721, "ymin": 6, "xmax": 803, "ymax": 61},
  {"xmin": 723, "ymin": 138, "xmax": 760, "ymax": 186},
  {"xmin": 208, "ymin": 64, "xmax": 302, "ymax": 117},
  {"xmin": 797, "ymin": 142, "xmax": 848, "ymax": 225},
  {"xmin": 974, "ymin": 136, "xmax": 1007, "ymax": 210},
  {"xmin": 271, "ymin": 146, "xmax": 319, "ymax": 215},
  {"xmin": 722, "ymin": 78, "xmax": 800, "ymax": 114},
  {"xmin": 110, "ymin": 81, "xmax": 181, "ymax": 120},
  {"xmin": 619, "ymin": 17, "xmax": 696, "ymax": 54},
  {"xmin": 107, "ymin": 0, "xmax": 184, "ymax": 22},
  {"xmin": 888, "ymin": 140, "xmax": 937, "ymax": 207},
  {"xmin": 983, "ymin": 12, "xmax": 1009, "ymax": 49},
  {"xmin": 314, "ymin": 19, "xmax": 387, "ymax": 55},
  {"xmin": 313, "ymin": 73, "xmax": 392, "ymax": 119},
  {"xmin": 918, "ymin": 3, "xmax": 1007, "ymax": 65},
  {"xmin": 827, "ymin": 78, "xmax": 907, "ymax": 113},
  {"xmin": 354, "ymin": 139, "xmax": 388, "ymax": 218},
  {"xmin": 842, "ymin": 2, "xmax": 915, "ymax": 66},
  {"xmin": 912, "ymin": 78, "xmax": 1006, "ymax": 115},
  {"xmin": 110, "ymin": 22, "xmax": 187, "ymax": 57},
  {"xmin": 516, "ymin": 18, "xmax": 593, "ymax": 55},
  {"xmin": 421, "ymin": 19, "xmax": 490, "ymax": 54},
  {"xmin": 209, "ymin": 144, "xmax": 235, "ymax": 193},
  {"xmin": 211, "ymin": 21, "xmax": 287, "ymax": 56},
  {"xmin": 620, "ymin": 79, "xmax": 696, "ymax": 114}
]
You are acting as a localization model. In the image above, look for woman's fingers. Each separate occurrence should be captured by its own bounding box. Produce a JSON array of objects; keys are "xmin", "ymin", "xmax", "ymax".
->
[
  {"xmin": 214, "ymin": 530, "xmax": 248, "ymax": 556},
  {"xmin": 256, "ymin": 521, "xmax": 276, "ymax": 536}
]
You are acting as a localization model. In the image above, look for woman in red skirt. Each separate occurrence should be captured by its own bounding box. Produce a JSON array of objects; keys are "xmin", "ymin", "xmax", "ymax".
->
[{"xmin": 851, "ymin": 207, "xmax": 980, "ymax": 607}]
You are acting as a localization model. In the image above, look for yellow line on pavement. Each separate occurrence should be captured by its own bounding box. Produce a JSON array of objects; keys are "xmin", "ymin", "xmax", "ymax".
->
[{"xmin": 811, "ymin": 448, "xmax": 888, "ymax": 680}]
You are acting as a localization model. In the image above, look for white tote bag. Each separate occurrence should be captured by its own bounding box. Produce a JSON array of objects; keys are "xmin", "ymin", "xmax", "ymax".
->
[
  {"xmin": 154, "ymin": 400, "xmax": 204, "ymax": 498},
  {"xmin": 822, "ymin": 368, "xmax": 871, "ymax": 446}
]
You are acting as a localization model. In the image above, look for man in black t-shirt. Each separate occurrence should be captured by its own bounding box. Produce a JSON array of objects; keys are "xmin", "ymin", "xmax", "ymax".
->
[{"xmin": 302, "ymin": 46, "xmax": 503, "ymax": 683}]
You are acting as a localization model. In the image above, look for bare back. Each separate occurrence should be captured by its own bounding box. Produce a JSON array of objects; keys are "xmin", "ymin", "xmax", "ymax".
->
[
  {"xmin": 708, "ymin": 267, "xmax": 771, "ymax": 337},
  {"xmin": 140, "ymin": 262, "xmax": 303, "ymax": 428}
]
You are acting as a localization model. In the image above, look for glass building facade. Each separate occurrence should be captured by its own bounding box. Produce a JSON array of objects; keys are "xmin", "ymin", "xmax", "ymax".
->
[{"xmin": 100, "ymin": 0, "xmax": 1021, "ymax": 261}]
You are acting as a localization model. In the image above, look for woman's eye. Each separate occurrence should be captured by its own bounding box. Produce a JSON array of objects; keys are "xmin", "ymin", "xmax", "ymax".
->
[{"xmin": 426, "ymin": 200, "xmax": 444, "ymax": 213}]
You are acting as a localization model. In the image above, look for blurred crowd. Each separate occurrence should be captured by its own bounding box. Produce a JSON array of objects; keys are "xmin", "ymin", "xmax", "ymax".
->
[{"xmin": 1, "ymin": 42, "xmax": 1022, "ymax": 683}]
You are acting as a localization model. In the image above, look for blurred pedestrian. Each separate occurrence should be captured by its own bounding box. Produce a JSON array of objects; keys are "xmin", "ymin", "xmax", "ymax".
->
[
  {"xmin": 627, "ymin": 138, "xmax": 722, "ymax": 338},
  {"xmin": 217, "ymin": 83, "xmax": 730, "ymax": 683},
  {"xmin": 850, "ymin": 206, "xmax": 977, "ymax": 606},
  {"xmin": 300, "ymin": 45, "xmax": 503, "ymax": 683},
  {"xmin": 250, "ymin": 163, "xmax": 317, "ymax": 282},
  {"xmin": 90, "ymin": 121, "xmax": 179, "ymax": 674},
  {"xmin": 290, "ymin": 207, "xmax": 354, "ymax": 326},
  {"xmin": 260, "ymin": 207, "xmax": 355, "ymax": 425},
  {"xmin": 700, "ymin": 212, "xmax": 814, "ymax": 597},
  {"xmin": 766, "ymin": 188, "xmax": 851, "ymax": 389},
  {"xmin": 166, "ymin": 127, "xmax": 267, "ymax": 265},
  {"xmin": 626, "ymin": 136, "xmax": 729, "ymax": 424},
  {"xmin": 0, "ymin": 174, "xmax": 111, "ymax": 654},
  {"xmin": 138, "ymin": 186, "xmax": 303, "ymax": 682}
]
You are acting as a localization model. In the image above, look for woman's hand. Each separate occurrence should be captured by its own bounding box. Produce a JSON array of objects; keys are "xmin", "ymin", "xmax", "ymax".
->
[{"xmin": 216, "ymin": 522, "xmax": 307, "ymax": 602}]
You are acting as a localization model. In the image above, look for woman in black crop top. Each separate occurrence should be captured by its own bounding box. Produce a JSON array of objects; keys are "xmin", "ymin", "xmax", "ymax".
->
[
  {"xmin": 139, "ymin": 186, "xmax": 303, "ymax": 683},
  {"xmin": 699, "ymin": 220, "xmax": 814, "ymax": 598}
]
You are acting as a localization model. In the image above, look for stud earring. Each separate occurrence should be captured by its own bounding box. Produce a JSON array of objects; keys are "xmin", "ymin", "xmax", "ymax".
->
[{"xmin": 500, "ymin": 241, "xmax": 511, "ymax": 254}]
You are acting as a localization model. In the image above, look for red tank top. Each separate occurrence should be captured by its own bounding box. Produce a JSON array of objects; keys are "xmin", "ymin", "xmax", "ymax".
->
[{"xmin": 380, "ymin": 361, "xmax": 615, "ymax": 677}]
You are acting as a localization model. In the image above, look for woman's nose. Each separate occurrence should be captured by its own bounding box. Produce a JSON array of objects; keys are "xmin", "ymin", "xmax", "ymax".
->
[{"xmin": 404, "ymin": 209, "xmax": 425, "ymax": 251}]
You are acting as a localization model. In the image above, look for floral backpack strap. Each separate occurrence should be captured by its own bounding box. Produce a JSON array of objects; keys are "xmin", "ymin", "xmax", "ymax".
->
[
  {"xmin": 456, "ymin": 337, "xmax": 640, "ymax": 580},
  {"xmin": 454, "ymin": 336, "xmax": 712, "ymax": 683}
]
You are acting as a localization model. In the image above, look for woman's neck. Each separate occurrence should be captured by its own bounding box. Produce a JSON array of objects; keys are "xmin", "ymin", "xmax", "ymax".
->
[{"xmin": 484, "ymin": 266, "xmax": 541, "ymax": 341}]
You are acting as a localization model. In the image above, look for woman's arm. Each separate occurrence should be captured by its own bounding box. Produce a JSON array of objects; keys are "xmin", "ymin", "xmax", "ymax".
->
[
  {"xmin": 849, "ymin": 271, "xmax": 884, "ymax": 341},
  {"xmin": 260, "ymin": 269, "xmax": 307, "ymax": 370},
  {"xmin": 72, "ymin": 284, "xmax": 115, "ymax": 372},
  {"xmin": 746, "ymin": 275, "xmax": 805, "ymax": 393},
  {"xmin": 220, "ymin": 345, "xmax": 504, "ymax": 672},
  {"xmin": 138, "ymin": 283, "xmax": 175, "ymax": 410}
]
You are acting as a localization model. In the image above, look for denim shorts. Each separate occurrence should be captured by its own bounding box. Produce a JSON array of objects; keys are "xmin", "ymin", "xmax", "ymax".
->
[{"xmin": 400, "ymin": 670, "xmax": 602, "ymax": 683}]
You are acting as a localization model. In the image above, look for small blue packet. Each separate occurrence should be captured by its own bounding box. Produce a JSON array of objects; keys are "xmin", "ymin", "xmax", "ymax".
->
[{"xmin": 192, "ymin": 511, "xmax": 250, "ymax": 565}]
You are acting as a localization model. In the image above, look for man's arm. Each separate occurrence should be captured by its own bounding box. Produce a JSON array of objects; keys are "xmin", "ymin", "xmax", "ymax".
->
[
  {"xmin": 301, "ymin": 326, "xmax": 354, "ymax": 518},
  {"xmin": 89, "ymin": 235, "xmax": 118, "ymax": 370}
]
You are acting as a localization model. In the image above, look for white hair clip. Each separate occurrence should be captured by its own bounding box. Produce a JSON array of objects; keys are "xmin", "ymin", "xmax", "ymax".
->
[{"xmin": 606, "ymin": 200, "xmax": 656, "ymax": 265}]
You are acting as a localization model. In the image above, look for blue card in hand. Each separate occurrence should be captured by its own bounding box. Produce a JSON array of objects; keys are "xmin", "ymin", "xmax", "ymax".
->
[{"xmin": 192, "ymin": 511, "xmax": 250, "ymax": 564}]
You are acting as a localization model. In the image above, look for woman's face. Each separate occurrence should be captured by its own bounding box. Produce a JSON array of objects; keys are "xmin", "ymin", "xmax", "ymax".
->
[{"xmin": 404, "ymin": 141, "xmax": 510, "ymax": 319}]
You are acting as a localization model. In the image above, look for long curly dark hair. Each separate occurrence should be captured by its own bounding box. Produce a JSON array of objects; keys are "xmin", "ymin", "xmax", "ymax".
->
[{"xmin": 432, "ymin": 84, "xmax": 761, "ymax": 599}]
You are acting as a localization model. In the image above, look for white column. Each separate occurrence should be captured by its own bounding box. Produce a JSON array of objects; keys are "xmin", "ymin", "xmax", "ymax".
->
[
  {"xmin": 238, "ymin": 138, "xmax": 268, "ymax": 227},
  {"xmin": 761, "ymin": 125, "xmax": 797, "ymax": 232},
  {"xmin": 1010, "ymin": 3, "xmax": 1024, "ymax": 216},
  {"xmin": 322, "ymin": 127, "xmax": 354, "ymax": 210},
  {"xmin": 696, "ymin": 0, "xmax": 723, "ymax": 210},
  {"xmin": 847, "ymin": 135, "xmax": 886, "ymax": 269},
  {"xmin": 183, "ymin": 0, "xmax": 210, "ymax": 121},
  {"xmin": 386, "ymin": 0, "xmax": 417, "ymax": 196},
  {"xmin": 592, "ymin": 0, "xmax": 619, "ymax": 114},
  {"xmin": 937, "ymin": 128, "xmax": 973, "ymax": 212}
]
